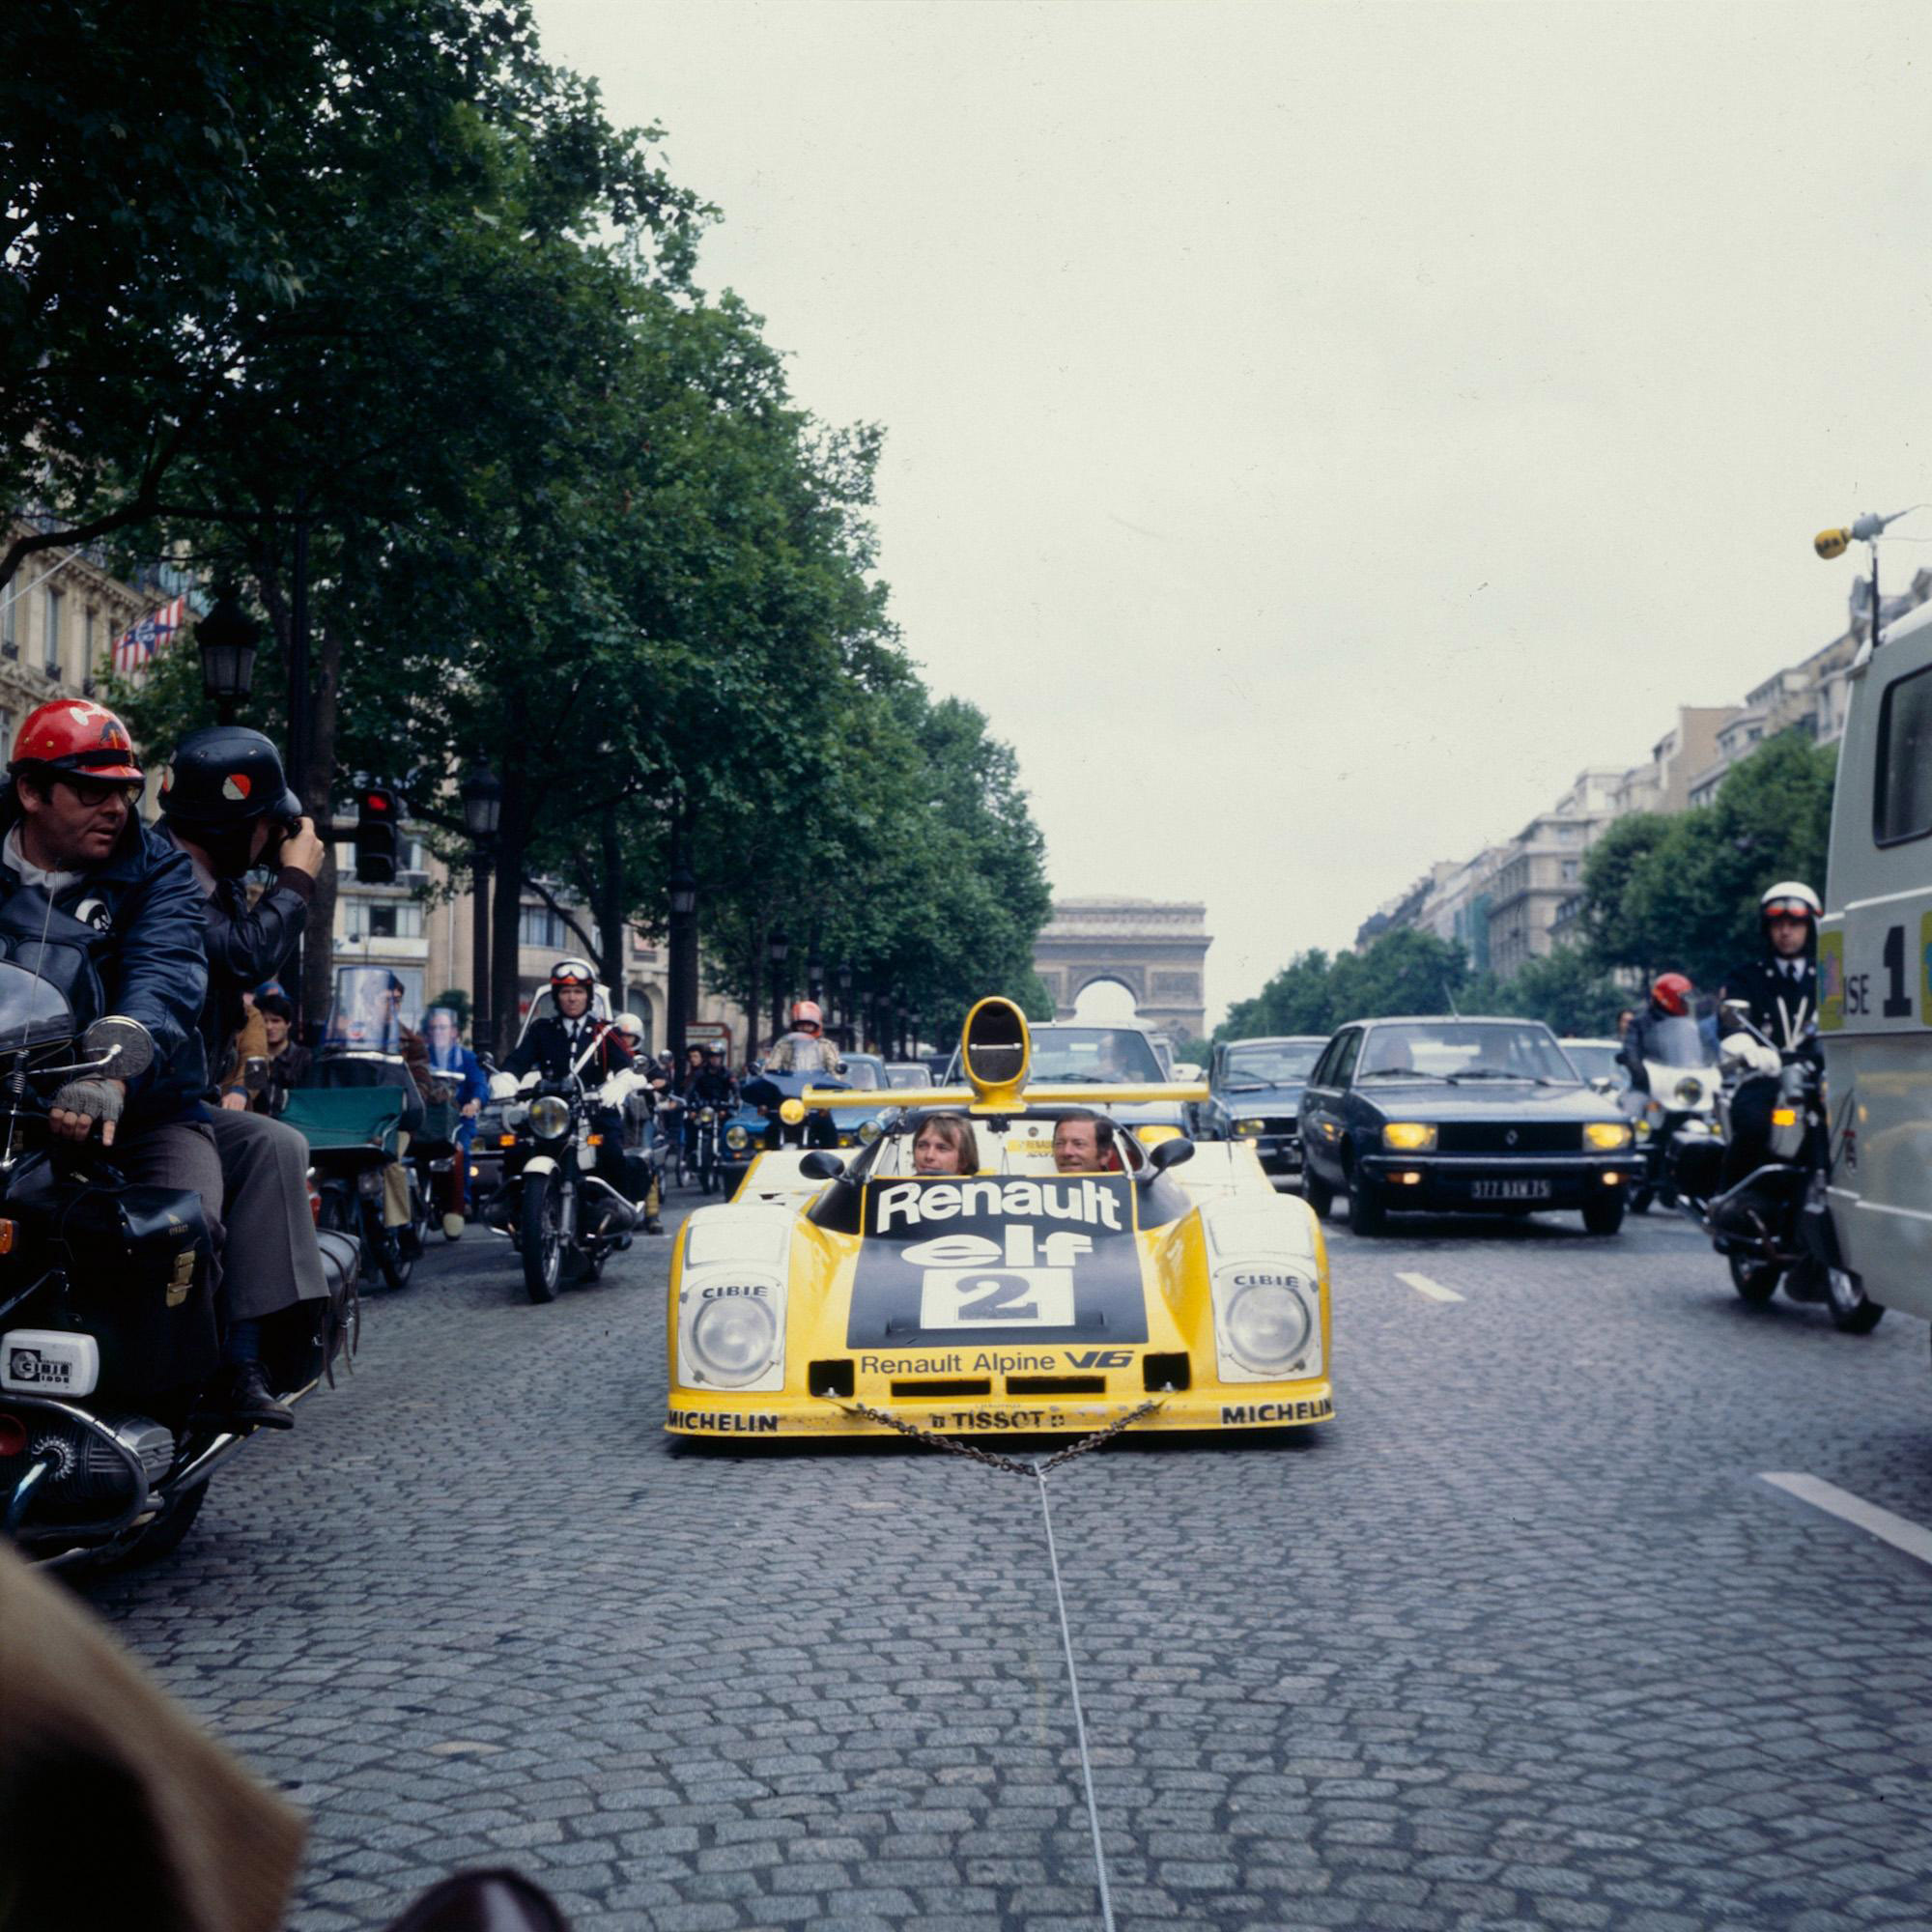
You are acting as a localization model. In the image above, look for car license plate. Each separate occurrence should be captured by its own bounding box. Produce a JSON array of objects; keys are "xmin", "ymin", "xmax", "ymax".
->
[{"xmin": 1471, "ymin": 1179, "xmax": 1551, "ymax": 1201}]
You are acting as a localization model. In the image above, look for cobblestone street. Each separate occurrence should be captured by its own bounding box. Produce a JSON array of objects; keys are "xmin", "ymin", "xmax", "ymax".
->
[{"xmin": 81, "ymin": 1203, "xmax": 1932, "ymax": 1932}]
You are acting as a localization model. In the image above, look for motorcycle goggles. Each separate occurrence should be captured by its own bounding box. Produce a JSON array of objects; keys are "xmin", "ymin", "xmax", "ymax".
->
[
  {"xmin": 550, "ymin": 959, "xmax": 595, "ymax": 986},
  {"xmin": 1763, "ymin": 900, "xmax": 1815, "ymax": 923}
]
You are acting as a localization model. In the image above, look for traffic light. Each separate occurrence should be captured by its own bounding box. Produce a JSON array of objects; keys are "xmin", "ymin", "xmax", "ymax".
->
[{"xmin": 355, "ymin": 784, "xmax": 402, "ymax": 884}]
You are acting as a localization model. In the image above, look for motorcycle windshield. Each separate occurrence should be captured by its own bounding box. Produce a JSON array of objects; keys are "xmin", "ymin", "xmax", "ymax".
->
[
  {"xmin": 0, "ymin": 956, "xmax": 78, "ymax": 1052},
  {"xmin": 1645, "ymin": 1017, "xmax": 1716, "ymax": 1068},
  {"xmin": 323, "ymin": 965, "xmax": 417, "ymax": 1050}
]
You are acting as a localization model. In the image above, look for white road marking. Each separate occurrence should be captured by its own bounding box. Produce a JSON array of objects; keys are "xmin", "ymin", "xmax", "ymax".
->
[
  {"xmin": 1760, "ymin": 1472, "xmax": 1932, "ymax": 1570},
  {"xmin": 1397, "ymin": 1271, "xmax": 1463, "ymax": 1303}
]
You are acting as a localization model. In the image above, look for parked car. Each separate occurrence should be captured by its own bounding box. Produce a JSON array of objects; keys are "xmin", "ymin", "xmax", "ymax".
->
[
  {"xmin": 1299, "ymin": 1016, "xmax": 1635, "ymax": 1236},
  {"xmin": 1197, "ymin": 1037, "xmax": 1328, "ymax": 1187}
]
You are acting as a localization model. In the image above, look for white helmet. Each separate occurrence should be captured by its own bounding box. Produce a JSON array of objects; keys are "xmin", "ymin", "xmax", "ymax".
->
[
  {"xmin": 1760, "ymin": 881, "xmax": 1821, "ymax": 922},
  {"xmin": 612, "ymin": 1010, "xmax": 645, "ymax": 1044}
]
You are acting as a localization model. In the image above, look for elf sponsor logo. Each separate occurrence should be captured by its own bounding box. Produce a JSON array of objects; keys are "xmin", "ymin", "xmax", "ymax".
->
[
  {"xmin": 873, "ymin": 1178, "xmax": 1124, "ymax": 1234},
  {"xmin": 668, "ymin": 1408, "xmax": 780, "ymax": 1434},
  {"xmin": 1220, "ymin": 1398, "xmax": 1333, "ymax": 1425}
]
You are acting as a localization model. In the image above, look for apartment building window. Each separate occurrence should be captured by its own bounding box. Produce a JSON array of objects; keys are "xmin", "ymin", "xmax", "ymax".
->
[
  {"xmin": 80, "ymin": 608, "xmax": 97, "ymax": 691},
  {"xmin": 43, "ymin": 584, "xmax": 63, "ymax": 678},
  {"xmin": 520, "ymin": 904, "xmax": 590, "ymax": 952},
  {"xmin": 1561, "ymin": 860, "xmax": 1579, "ymax": 883},
  {"xmin": 343, "ymin": 898, "xmax": 424, "ymax": 942},
  {"xmin": 1, "ymin": 584, "xmax": 15, "ymax": 657}
]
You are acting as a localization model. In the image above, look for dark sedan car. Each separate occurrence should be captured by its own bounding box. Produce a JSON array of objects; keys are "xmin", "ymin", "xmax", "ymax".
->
[
  {"xmin": 1298, "ymin": 1016, "xmax": 1635, "ymax": 1236},
  {"xmin": 1197, "ymin": 1036, "xmax": 1328, "ymax": 1185}
]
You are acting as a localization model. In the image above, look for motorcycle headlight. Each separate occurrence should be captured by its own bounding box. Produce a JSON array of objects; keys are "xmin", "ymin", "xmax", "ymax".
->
[
  {"xmin": 1583, "ymin": 1122, "xmax": 1633, "ymax": 1151},
  {"xmin": 857, "ymin": 1118, "xmax": 882, "ymax": 1144},
  {"xmin": 529, "ymin": 1094, "xmax": 571, "ymax": 1140},
  {"xmin": 1381, "ymin": 1122, "xmax": 1436, "ymax": 1151},
  {"xmin": 1233, "ymin": 1119, "xmax": 1264, "ymax": 1137},
  {"xmin": 1674, "ymin": 1076, "xmax": 1704, "ymax": 1107},
  {"xmin": 699, "ymin": 1107, "xmax": 716, "ymax": 1123},
  {"xmin": 1220, "ymin": 1275, "xmax": 1313, "ymax": 1375},
  {"xmin": 502, "ymin": 1102, "xmax": 529, "ymax": 1129},
  {"xmin": 725, "ymin": 1124, "xmax": 750, "ymax": 1151},
  {"xmin": 688, "ymin": 1292, "xmax": 779, "ymax": 1386}
]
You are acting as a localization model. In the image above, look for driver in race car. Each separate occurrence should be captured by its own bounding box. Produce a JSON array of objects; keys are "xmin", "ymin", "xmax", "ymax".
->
[{"xmin": 1052, "ymin": 1110, "xmax": 1124, "ymax": 1175}]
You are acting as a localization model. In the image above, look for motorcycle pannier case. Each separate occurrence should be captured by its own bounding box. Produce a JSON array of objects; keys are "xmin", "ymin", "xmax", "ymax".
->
[{"xmin": 33, "ymin": 1173, "xmax": 217, "ymax": 1397}]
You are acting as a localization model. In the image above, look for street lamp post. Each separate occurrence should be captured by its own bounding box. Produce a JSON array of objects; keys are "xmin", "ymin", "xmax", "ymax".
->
[
  {"xmin": 768, "ymin": 927, "xmax": 790, "ymax": 1043},
  {"xmin": 837, "ymin": 960, "xmax": 853, "ymax": 1046},
  {"xmin": 808, "ymin": 951, "xmax": 824, "ymax": 1008},
  {"xmin": 668, "ymin": 857, "xmax": 697, "ymax": 1062},
  {"xmin": 193, "ymin": 587, "xmax": 259, "ymax": 726},
  {"xmin": 461, "ymin": 761, "xmax": 503, "ymax": 1056}
]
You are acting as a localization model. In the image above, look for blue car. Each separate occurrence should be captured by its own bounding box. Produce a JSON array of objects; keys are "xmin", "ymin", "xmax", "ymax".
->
[
  {"xmin": 719, "ymin": 1052, "xmax": 893, "ymax": 1195},
  {"xmin": 1196, "ymin": 1036, "xmax": 1328, "ymax": 1187}
]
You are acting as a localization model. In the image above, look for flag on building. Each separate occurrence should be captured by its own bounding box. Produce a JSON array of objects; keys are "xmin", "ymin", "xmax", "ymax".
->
[{"xmin": 109, "ymin": 597, "xmax": 186, "ymax": 677}]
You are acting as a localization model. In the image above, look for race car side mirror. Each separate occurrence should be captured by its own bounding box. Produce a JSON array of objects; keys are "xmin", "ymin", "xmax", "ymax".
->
[
  {"xmin": 799, "ymin": 1151, "xmax": 844, "ymax": 1179},
  {"xmin": 1149, "ymin": 1137, "xmax": 1195, "ymax": 1172}
]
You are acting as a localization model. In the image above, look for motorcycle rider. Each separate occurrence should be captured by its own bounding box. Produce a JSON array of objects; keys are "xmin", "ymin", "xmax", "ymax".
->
[
  {"xmin": 156, "ymin": 724, "xmax": 332, "ymax": 1428},
  {"xmin": 498, "ymin": 959, "xmax": 652, "ymax": 1222},
  {"xmin": 608, "ymin": 1010, "xmax": 665, "ymax": 1235},
  {"xmin": 0, "ymin": 700, "xmax": 217, "ymax": 1376},
  {"xmin": 763, "ymin": 999, "xmax": 841, "ymax": 1150},
  {"xmin": 422, "ymin": 1006, "xmax": 488, "ymax": 1238},
  {"xmin": 1619, "ymin": 973, "xmax": 1694, "ymax": 1094},
  {"xmin": 1717, "ymin": 882, "xmax": 1821, "ymax": 1191}
]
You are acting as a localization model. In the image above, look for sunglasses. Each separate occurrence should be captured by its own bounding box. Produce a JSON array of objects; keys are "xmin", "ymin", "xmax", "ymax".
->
[{"xmin": 58, "ymin": 776, "xmax": 141, "ymax": 810}]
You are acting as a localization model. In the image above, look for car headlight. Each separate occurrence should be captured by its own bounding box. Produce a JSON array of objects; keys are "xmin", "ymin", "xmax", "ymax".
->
[
  {"xmin": 1221, "ymin": 1276, "xmax": 1313, "ymax": 1375},
  {"xmin": 529, "ymin": 1094, "xmax": 571, "ymax": 1140},
  {"xmin": 502, "ymin": 1101, "xmax": 529, "ymax": 1129},
  {"xmin": 1381, "ymin": 1122, "xmax": 1437, "ymax": 1151},
  {"xmin": 1674, "ymin": 1076, "xmax": 1704, "ymax": 1107},
  {"xmin": 1233, "ymin": 1119, "xmax": 1264, "ymax": 1137},
  {"xmin": 688, "ymin": 1293, "xmax": 779, "ymax": 1386},
  {"xmin": 1584, "ymin": 1122, "xmax": 1633, "ymax": 1151},
  {"xmin": 725, "ymin": 1124, "xmax": 750, "ymax": 1151}
]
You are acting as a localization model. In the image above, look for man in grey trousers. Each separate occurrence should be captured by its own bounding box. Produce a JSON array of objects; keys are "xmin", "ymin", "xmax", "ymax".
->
[{"xmin": 157, "ymin": 724, "xmax": 332, "ymax": 1430}]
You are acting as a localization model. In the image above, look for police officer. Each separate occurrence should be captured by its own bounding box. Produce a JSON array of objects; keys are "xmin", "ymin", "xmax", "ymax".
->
[
  {"xmin": 156, "ymin": 724, "xmax": 331, "ymax": 1428},
  {"xmin": 499, "ymin": 959, "xmax": 649, "ymax": 1214},
  {"xmin": 1716, "ymin": 882, "xmax": 1822, "ymax": 1192}
]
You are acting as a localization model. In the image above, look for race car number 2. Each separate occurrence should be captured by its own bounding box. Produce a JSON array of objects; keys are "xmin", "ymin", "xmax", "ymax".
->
[{"xmin": 905, "ymin": 1228, "xmax": 1088, "ymax": 1327}]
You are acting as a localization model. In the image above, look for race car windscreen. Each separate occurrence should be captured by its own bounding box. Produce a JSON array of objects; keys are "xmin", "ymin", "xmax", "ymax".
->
[
  {"xmin": 1355, "ymin": 1022, "xmax": 1577, "ymax": 1084},
  {"xmin": 1223, "ymin": 1042, "xmax": 1323, "ymax": 1090}
]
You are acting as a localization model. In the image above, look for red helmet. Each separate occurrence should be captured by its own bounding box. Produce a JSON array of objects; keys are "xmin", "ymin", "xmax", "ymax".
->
[
  {"xmin": 1650, "ymin": 972, "xmax": 1692, "ymax": 1016},
  {"xmin": 9, "ymin": 699, "xmax": 142, "ymax": 782},
  {"xmin": 789, "ymin": 999, "xmax": 823, "ymax": 1029}
]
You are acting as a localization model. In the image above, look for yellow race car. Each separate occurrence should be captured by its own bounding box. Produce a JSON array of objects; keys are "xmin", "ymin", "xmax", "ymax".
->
[{"xmin": 666, "ymin": 998, "xmax": 1332, "ymax": 1442}]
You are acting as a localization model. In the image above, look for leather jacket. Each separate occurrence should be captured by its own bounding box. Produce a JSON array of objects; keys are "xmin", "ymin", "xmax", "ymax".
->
[{"xmin": 0, "ymin": 782, "xmax": 208, "ymax": 1125}]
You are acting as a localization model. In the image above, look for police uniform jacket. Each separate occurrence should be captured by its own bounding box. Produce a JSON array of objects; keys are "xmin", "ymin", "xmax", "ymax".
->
[
  {"xmin": 502, "ymin": 1013, "xmax": 633, "ymax": 1086},
  {"xmin": 1719, "ymin": 954, "xmax": 1816, "ymax": 1051}
]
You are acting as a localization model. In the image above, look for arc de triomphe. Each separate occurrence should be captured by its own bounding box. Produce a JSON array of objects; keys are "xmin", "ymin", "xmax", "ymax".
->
[{"xmin": 1031, "ymin": 897, "xmax": 1210, "ymax": 1041}]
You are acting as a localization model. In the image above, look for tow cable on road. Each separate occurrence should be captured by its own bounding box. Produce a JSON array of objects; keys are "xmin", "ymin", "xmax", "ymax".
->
[{"xmin": 820, "ymin": 1396, "xmax": 1163, "ymax": 1932}]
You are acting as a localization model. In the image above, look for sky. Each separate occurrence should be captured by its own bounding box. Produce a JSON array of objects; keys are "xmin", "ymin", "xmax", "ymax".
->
[{"xmin": 533, "ymin": 0, "xmax": 1932, "ymax": 1025}]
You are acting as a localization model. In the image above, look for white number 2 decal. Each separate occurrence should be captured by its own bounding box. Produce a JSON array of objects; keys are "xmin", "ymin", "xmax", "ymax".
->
[{"xmin": 918, "ymin": 1266, "xmax": 1076, "ymax": 1328}]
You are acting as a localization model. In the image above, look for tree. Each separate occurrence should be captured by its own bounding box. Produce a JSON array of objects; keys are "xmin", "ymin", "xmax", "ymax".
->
[{"xmin": 1478, "ymin": 946, "xmax": 1627, "ymax": 1037}]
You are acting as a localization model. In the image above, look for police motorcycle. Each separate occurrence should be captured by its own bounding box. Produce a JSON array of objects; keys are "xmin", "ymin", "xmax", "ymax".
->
[
  {"xmin": 0, "ymin": 967, "xmax": 355, "ymax": 1566},
  {"xmin": 279, "ymin": 968, "xmax": 429, "ymax": 1290},
  {"xmin": 1662, "ymin": 1009, "xmax": 1881, "ymax": 1332},
  {"xmin": 1622, "ymin": 1014, "xmax": 1721, "ymax": 1212},
  {"xmin": 478, "ymin": 983, "xmax": 638, "ymax": 1303}
]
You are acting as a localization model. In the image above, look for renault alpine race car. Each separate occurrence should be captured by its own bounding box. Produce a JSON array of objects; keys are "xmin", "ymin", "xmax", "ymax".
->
[{"xmin": 666, "ymin": 998, "xmax": 1333, "ymax": 1442}]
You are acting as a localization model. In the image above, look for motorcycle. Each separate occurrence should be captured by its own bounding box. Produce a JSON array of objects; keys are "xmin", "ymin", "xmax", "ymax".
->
[
  {"xmin": 1621, "ymin": 1014, "xmax": 1720, "ymax": 1212},
  {"xmin": 479, "ymin": 1059, "xmax": 636, "ymax": 1304},
  {"xmin": 1663, "ymin": 1011, "xmax": 1882, "ymax": 1333},
  {"xmin": 0, "ymin": 965, "xmax": 356, "ymax": 1566}
]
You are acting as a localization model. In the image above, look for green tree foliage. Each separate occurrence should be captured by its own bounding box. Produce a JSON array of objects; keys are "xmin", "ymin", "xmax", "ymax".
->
[
  {"xmin": 79, "ymin": 2, "xmax": 1052, "ymax": 1045},
  {"xmin": 1221, "ymin": 928, "xmax": 1469, "ymax": 1040},
  {"xmin": 1582, "ymin": 734, "xmax": 1835, "ymax": 990}
]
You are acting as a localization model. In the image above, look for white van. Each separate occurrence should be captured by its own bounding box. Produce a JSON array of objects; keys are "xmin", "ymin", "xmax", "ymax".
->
[{"xmin": 1816, "ymin": 593, "xmax": 1932, "ymax": 1331}]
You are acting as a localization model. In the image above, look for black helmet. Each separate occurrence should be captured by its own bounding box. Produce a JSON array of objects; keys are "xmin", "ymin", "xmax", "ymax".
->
[{"xmin": 158, "ymin": 726, "xmax": 301, "ymax": 829}]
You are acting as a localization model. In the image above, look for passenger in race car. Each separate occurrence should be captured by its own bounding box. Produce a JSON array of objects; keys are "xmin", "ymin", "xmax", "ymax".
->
[
  {"xmin": 1052, "ymin": 1110, "xmax": 1124, "ymax": 1175},
  {"xmin": 912, "ymin": 1113, "xmax": 980, "ymax": 1175}
]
